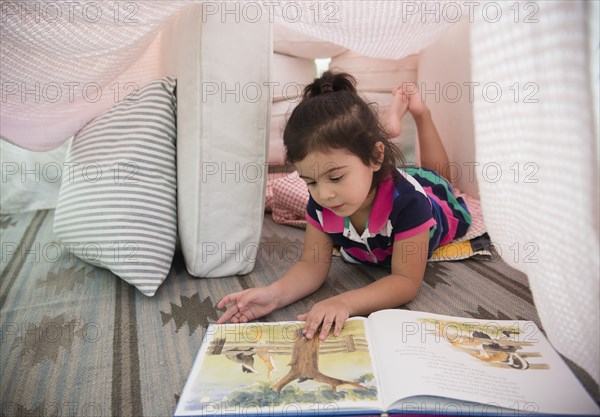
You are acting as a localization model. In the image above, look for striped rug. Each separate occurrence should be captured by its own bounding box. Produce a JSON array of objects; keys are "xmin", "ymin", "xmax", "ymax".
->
[{"xmin": 1, "ymin": 210, "xmax": 597, "ymax": 416}]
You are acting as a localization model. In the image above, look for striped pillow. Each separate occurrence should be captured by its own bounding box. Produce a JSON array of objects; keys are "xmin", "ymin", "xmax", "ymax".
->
[{"xmin": 54, "ymin": 77, "xmax": 177, "ymax": 296}]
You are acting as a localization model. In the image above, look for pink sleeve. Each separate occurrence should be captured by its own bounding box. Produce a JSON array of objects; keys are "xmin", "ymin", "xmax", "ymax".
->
[{"xmin": 305, "ymin": 213, "xmax": 324, "ymax": 231}]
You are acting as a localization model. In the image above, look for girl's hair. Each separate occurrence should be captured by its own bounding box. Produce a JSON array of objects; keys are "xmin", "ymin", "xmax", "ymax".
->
[{"xmin": 283, "ymin": 70, "xmax": 405, "ymax": 190}]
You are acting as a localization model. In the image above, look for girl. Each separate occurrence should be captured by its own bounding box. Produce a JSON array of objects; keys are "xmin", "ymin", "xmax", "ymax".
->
[{"xmin": 217, "ymin": 71, "xmax": 471, "ymax": 340}]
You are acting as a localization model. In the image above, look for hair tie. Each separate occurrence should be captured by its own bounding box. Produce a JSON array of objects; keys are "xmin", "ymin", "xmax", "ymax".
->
[{"xmin": 320, "ymin": 82, "xmax": 333, "ymax": 93}]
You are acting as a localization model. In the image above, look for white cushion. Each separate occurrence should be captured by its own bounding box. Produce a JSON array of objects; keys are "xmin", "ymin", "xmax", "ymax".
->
[
  {"xmin": 269, "ymin": 54, "xmax": 315, "ymax": 164},
  {"xmin": 269, "ymin": 100, "xmax": 300, "ymax": 165},
  {"xmin": 330, "ymin": 52, "xmax": 418, "ymax": 92},
  {"xmin": 272, "ymin": 53, "xmax": 316, "ymax": 102},
  {"xmin": 160, "ymin": 5, "xmax": 271, "ymax": 277},
  {"xmin": 53, "ymin": 77, "xmax": 177, "ymax": 296}
]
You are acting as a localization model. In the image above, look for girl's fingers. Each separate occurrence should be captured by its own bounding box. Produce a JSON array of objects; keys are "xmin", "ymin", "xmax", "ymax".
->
[
  {"xmin": 216, "ymin": 295, "xmax": 230, "ymax": 309},
  {"xmin": 299, "ymin": 308, "xmax": 347, "ymax": 340},
  {"xmin": 217, "ymin": 307, "xmax": 236, "ymax": 324},
  {"xmin": 319, "ymin": 317, "xmax": 335, "ymax": 340},
  {"xmin": 217, "ymin": 302, "xmax": 241, "ymax": 324},
  {"xmin": 217, "ymin": 293, "xmax": 239, "ymax": 309},
  {"xmin": 333, "ymin": 318, "xmax": 345, "ymax": 337},
  {"xmin": 303, "ymin": 313, "xmax": 326, "ymax": 340}
]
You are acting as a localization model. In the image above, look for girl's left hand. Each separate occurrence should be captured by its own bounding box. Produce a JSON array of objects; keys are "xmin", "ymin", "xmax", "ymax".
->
[{"xmin": 297, "ymin": 297, "xmax": 351, "ymax": 340}]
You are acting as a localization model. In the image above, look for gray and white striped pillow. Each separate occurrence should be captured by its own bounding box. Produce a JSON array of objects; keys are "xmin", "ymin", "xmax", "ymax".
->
[{"xmin": 54, "ymin": 77, "xmax": 177, "ymax": 296}]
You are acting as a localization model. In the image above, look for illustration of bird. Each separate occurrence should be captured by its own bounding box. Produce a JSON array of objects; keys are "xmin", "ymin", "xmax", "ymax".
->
[
  {"xmin": 441, "ymin": 323, "xmax": 530, "ymax": 370},
  {"xmin": 223, "ymin": 326, "xmax": 278, "ymax": 377},
  {"xmin": 225, "ymin": 348, "xmax": 258, "ymax": 374}
]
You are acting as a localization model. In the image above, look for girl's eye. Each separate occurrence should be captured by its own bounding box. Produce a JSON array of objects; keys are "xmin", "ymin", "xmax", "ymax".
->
[{"xmin": 329, "ymin": 176, "xmax": 343, "ymax": 182}]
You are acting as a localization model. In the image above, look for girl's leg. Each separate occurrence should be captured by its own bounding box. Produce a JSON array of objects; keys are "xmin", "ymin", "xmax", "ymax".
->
[{"xmin": 405, "ymin": 90, "xmax": 453, "ymax": 185}]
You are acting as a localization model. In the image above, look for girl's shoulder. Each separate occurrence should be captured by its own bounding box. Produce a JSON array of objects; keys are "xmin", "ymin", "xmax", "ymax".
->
[
  {"xmin": 393, "ymin": 167, "xmax": 432, "ymax": 193},
  {"xmin": 396, "ymin": 166, "xmax": 453, "ymax": 192},
  {"xmin": 399, "ymin": 166, "xmax": 445, "ymax": 183},
  {"xmin": 387, "ymin": 168, "xmax": 433, "ymax": 209},
  {"xmin": 386, "ymin": 168, "xmax": 437, "ymax": 231}
]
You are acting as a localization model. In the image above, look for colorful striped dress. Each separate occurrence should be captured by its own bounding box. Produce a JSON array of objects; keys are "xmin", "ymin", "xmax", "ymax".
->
[{"xmin": 305, "ymin": 167, "xmax": 472, "ymax": 265}]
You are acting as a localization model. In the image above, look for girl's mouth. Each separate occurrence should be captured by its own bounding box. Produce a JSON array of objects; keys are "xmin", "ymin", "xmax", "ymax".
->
[{"xmin": 328, "ymin": 204, "xmax": 344, "ymax": 210}]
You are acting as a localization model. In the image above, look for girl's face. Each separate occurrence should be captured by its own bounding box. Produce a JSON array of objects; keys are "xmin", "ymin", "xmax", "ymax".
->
[{"xmin": 296, "ymin": 147, "xmax": 382, "ymax": 218}]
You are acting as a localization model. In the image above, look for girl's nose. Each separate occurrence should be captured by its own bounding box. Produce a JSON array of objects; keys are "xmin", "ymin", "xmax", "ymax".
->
[{"xmin": 318, "ymin": 184, "xmax": 335, "ymax": 201}]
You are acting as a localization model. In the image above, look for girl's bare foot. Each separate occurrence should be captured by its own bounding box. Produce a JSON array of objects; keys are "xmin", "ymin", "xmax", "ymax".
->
[
  {"xmin": 384, "ymin": 85, "xmax": 410, "ymax": 138},
  {"xmin": 406, "ymin": 87, "xmax": 429, "ymax": 118}
]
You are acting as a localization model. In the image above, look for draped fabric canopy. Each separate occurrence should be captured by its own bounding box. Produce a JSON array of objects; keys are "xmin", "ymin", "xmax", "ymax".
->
[
  {"xmin": 1, "ymin": 1, "xmax": 187, "ymax": 150},
  {"xmin": 1, "ymin": 0, "xmax": 463, "ymax": 149},
  {"xmin": 1, "ymin": 0, "xmax": 598, "ymax": 384},
  {"xmin": 469, "ymin": 1, "xmax": 599, "ymax": 384}
]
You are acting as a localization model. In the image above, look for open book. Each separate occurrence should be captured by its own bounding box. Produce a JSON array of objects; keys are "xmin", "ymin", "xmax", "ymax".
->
[{"xmin": 174, "ymin": 309, "xmax": 599, "ymax": 416}]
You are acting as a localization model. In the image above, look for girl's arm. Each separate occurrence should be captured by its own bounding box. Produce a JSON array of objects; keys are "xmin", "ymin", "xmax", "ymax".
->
[
  {"xmin": 301, "ymin": 228, "xmax": 429, "ymax": 339},
  {"xmin": 269, "ymin": 222, "xmax": 334, "ymax": 308},
  {"xmin": 217, "ymin": 223, "xmax": 333, "ymax": 323},
  {"xmin": 339, "ymin": 228, "xmax": 428, "ymax": 314}
]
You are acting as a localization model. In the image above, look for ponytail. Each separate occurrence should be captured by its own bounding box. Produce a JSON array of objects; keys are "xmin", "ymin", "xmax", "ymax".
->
[{"xmin": 302, "ymin": 71, "xmax": 357, "ymax": 99}]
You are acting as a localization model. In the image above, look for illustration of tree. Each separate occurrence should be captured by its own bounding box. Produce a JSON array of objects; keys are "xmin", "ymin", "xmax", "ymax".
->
[
  {"xmin": 272, "ymin": 329, "xmax": 367, "ymax": 393},
  {"xmin": 209, "ymin": 325, "xmax": 372, "ymax": 395}
]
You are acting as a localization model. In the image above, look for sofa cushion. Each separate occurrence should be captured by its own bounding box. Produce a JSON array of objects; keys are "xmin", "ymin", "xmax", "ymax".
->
[
  {"xmin": 273, "ymin": 23, "xmax": 348, "ymax": 59},
  {"xmin": 272, "ymin": 53, "xmax": 316, "ymax": 102},
  {"xmin": 330, "ymin": 52, "xmax": 418, "ymax": 92}
]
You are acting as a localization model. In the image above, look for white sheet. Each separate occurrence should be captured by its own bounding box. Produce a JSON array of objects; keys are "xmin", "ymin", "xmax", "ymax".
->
[{"xmin": 471, "ymin": 1, "xmax": 599, "ymax": 383}]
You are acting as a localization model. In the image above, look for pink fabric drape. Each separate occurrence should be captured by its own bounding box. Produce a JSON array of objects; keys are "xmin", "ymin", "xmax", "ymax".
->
[
  {"xmin": 1, "ymin": 1, "xmax": 187, "ymax": 150},
  {"xmin": 1, "ymin": 0, "xmax": 463, "ymax": 150}
]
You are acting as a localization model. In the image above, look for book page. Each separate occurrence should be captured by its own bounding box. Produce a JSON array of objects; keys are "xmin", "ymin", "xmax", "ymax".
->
[
  {"xmin": 368, "ymin": 309, "xmax": 599, "ymax": 415},
  {"xmin": 174, "ymin": 318, "xmax": 385, "ymax": 416}
]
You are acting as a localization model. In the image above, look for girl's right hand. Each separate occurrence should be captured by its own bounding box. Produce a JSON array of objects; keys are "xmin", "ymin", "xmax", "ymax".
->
[{"xmin": 216, "ymin": 287, "xmax": 279, "ymax": 324}]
